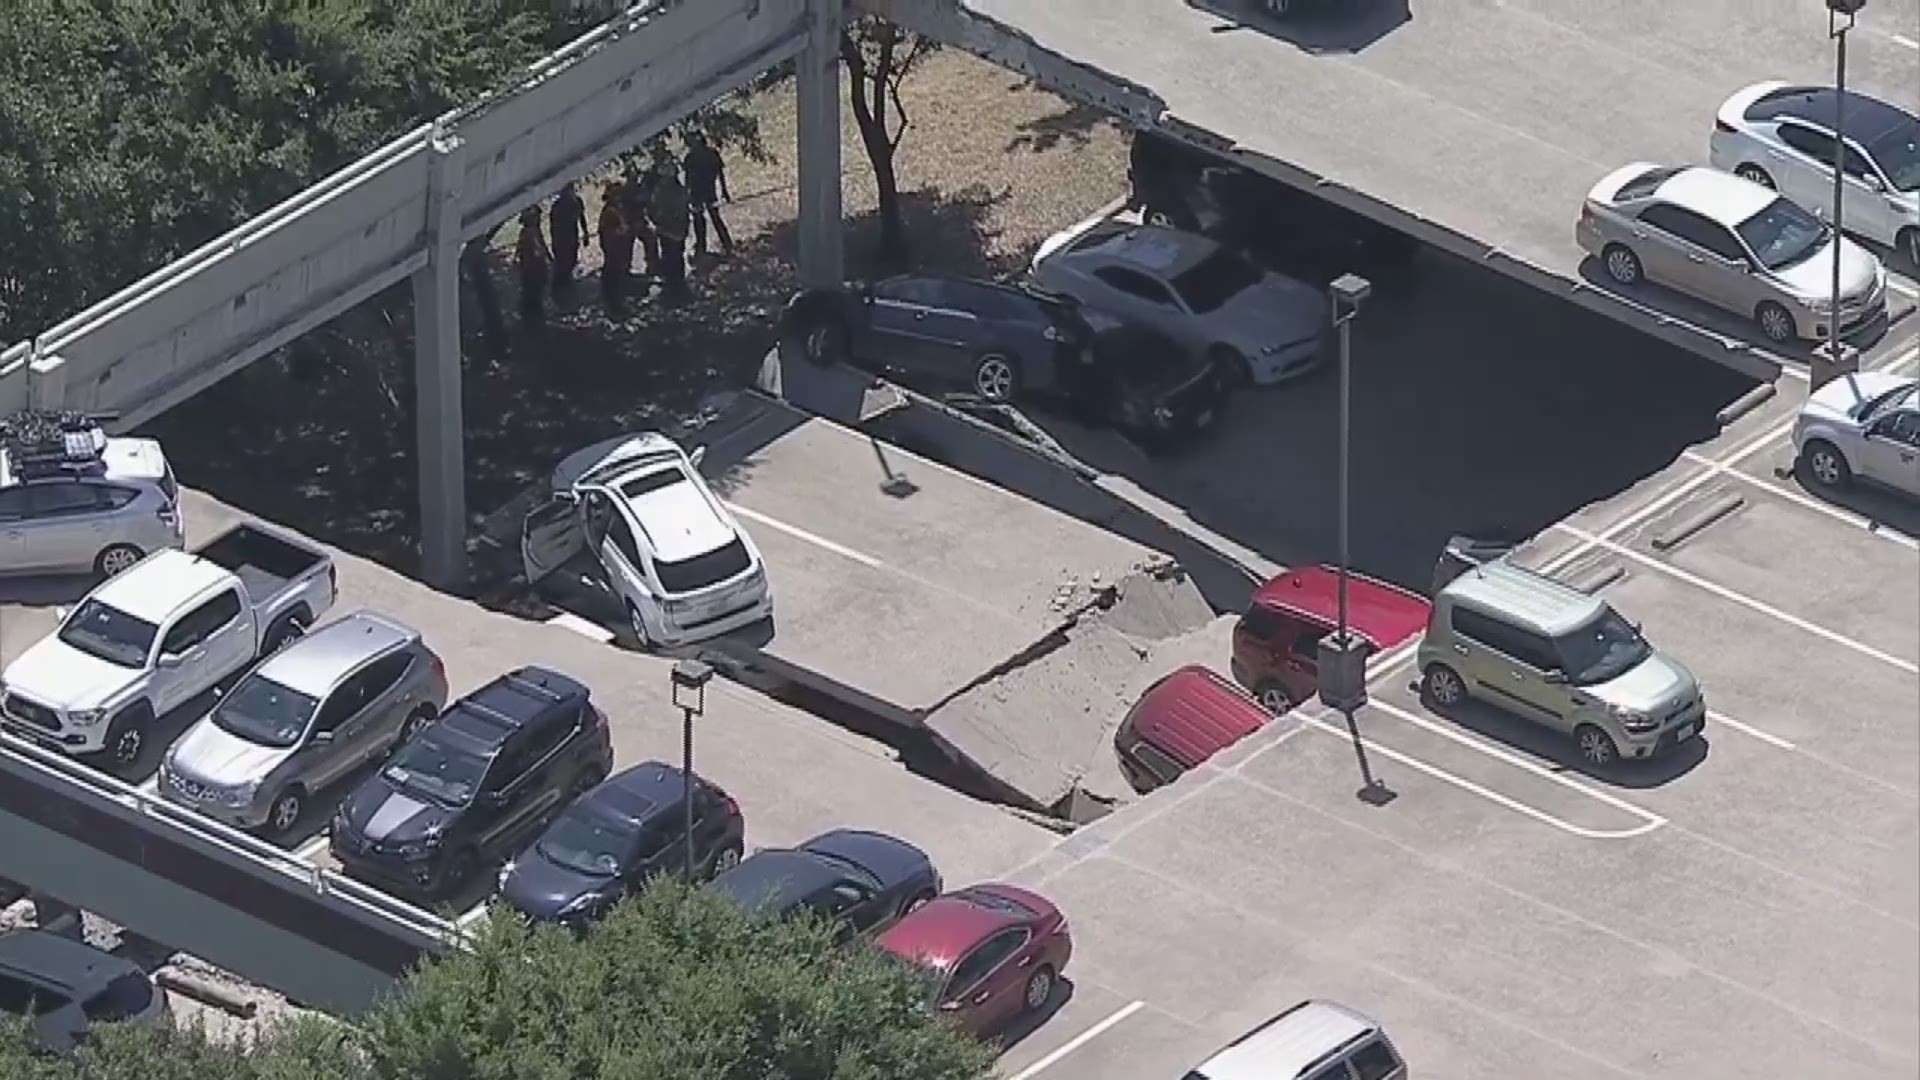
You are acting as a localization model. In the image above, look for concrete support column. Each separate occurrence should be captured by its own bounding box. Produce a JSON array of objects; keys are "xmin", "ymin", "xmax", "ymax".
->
[
  {"xmin": 796, "ymin": 0, "xmax": 845, "ymax": 288},
  {"xmin": 414, "ymin": 131, "xmax": 469, "ymax": 590}
]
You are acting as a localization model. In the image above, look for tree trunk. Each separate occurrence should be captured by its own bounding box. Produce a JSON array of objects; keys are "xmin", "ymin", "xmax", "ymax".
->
[{"xmin": 844, "ymin": 33, "xmax": 909, "ymax": 268}]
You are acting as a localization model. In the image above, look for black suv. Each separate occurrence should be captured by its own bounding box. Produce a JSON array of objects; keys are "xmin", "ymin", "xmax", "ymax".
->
[
  {"xmin": 329, "ymin": 666, "xmax": 614, "ymax": 902},
  {"xmin": 496, "ymin": 760, "xmax": 747, "ymax": 926}
]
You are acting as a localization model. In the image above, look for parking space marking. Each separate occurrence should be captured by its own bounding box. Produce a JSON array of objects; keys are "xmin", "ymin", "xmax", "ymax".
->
[
  {"xmin": 1704, "ymin": 708, "xmax": 1796, "ymax": 751},
  {"xmin": 1005, "ymin": 999, "xmax": 1146, "ymax": 1080},
  {"xmin": 1554, "ymin": 524, "xmax": 1919, "ymax": 676},
  {"xmin": 1677, "ymin": 449, "xmax": 1920, "ymax": 551},
  {"xmin": 543, "ymin": 611, "xmax": 617, "ymax": 643},
  {"xmin": 1891, "ymin": 32, "xmax": 1919, "ymax": 50},
  {"xmin": 722, "ymin": 503, "xmax": 884, "ymax": 568},
  {"xmin": 292, "ymin": 835, "xmax": 331, "ymax": 861}
]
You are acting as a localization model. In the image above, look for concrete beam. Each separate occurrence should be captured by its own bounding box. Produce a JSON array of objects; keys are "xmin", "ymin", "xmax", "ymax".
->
[
  {"xmin": 416, "ymin": 133, "xmax": 469, "ymax": 590},
  {"xmin": 797, "ymin": 0, "xmax": 846, "ymax": 287}
]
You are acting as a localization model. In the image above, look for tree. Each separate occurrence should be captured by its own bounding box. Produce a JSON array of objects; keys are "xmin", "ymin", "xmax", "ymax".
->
[
  {"xmin": 840, "ymin": 18, "xmax": 940, "ymax": 266},
  {"xmin": 0, "ymin": 883, "xmax": 995, "ymax": 1079}
]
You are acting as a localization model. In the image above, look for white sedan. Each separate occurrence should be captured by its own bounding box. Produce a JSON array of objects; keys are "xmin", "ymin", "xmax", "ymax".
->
[{"xmin": 1792, "ymin": 371, "xmax": 1919, "ymax": 499}]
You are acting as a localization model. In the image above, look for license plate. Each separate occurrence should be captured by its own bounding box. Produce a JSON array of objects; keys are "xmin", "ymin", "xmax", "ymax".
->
[
  {"xmin": 1195, "ymin": 409, "xmax": 1215, "ymax": 428},
  {"xmin": 1672, "ymin": 723, "xmax": 1694, "ymax": 743}
]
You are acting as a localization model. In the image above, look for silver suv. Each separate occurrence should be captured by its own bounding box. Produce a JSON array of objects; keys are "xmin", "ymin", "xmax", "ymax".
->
[
  {"xmin": 1417, "ymin": 560, "xmax": 1705, "ymax": 767},
  {"xmin": 0, "ymin": 410, "xmax": 183, "ymax": 578},
  {"xmin": 159, "ymin": 610, "xmax": 448, "ymax": 835}
]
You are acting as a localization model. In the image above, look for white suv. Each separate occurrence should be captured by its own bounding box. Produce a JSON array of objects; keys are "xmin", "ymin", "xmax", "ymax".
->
[
  {"xmin": 524, "ymin": 433, "xmax": 773, "ymax": 648},
  {"xmin": 0, "ymin": 411, "xmax": 183, "ymax": 578}
]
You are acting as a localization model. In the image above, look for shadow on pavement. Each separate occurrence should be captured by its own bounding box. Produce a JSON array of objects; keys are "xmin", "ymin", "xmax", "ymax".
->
[
  {"xmin": 1185, "ymin": 0, "xmax": 1412, "ymax": 54},
  {"xmin": 1416, "ymin": 687, "xmax": 1709, "ymax": 790},
  {"xmin": 994, "ymin": 974, "xmax": 1077, "ymax": 1054}
]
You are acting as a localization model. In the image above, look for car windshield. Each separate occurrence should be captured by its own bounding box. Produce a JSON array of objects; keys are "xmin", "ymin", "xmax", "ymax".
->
[
  {"xmin": 1169, "ymin": 249, "xmax": 1262, "ymax": 314},
  {"xmin": 537, "ymin": 806, "xmax": 644, "ymax": 877},
  {"xmin": 1860, "ymin": 383, "xmax": 1918, "ymax": 421},
  {"xmin": 210, "ymin": 675, "xmax": 319, "ymax": 749},
  {"xmin": 56, "ymin": 600, "xmax": 158, "ymax": 669},
  {"xmin": 1734, "ymin": 198, "xmax": 1827, "ymax": 271},
  {"xmin": 1868, "ymin": 125, "xmax": 1920, "ymax": 192},
  {"xmin": 1554, "ymin": 607, "xmax": 1652, "ymax": 686},
  {"xmin": 381, "ymin": 734, "xmax": 486, "ymax": 806}
]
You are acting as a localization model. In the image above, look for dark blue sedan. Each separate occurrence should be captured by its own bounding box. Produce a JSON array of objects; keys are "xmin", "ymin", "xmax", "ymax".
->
[{"xmin": 708, "ymin": 829, "xmax": 941, "ymax": 937}]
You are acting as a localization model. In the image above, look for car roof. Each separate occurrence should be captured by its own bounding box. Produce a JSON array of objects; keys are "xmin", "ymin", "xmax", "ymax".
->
[
  {"xmin": 876, "ymin": 889, "xmax": 1027, "ymax": 970},
  {"xmin": 1251, "ymin": 567, "xmax": 1431, "ymax": 651},
  {"xmin": 1748, "ymin": 85, "xmax": 1916, "ymax": 144},
  {"xmin": 1074, "ymin": 224, "xmax": 1217, "ymax": 276},
  {"xmin": 1124, "ymin": 665, "xmax": 1268, "ymax": 768},
  {"xmin": 435, "ymin": 666, "xmax": 586, "ymax": 751},
  {"xmin": 0, "ymin": 930, "xmax": 140, "ymax": 995},
  {"xmin": 1438, "ymin": 559, "xmax": 1602, "ymax": 637},
  {"xmin": 1197, "ymin": 1000, "xmax": 1379, "ymax": 1080},
  {"xmin": 1652, "ymin": 167, "xmax": 1775, "ymax": 228},
  {"xmin": 712, "ymin": 849, "xmax": 841, "ymax": 911},
  {"xmin": 588, "ymin": 760, "xmax": 694, "ymax": 821},
  {"xmin": 87, "ymin": 549, "xmax": 233, "ymax": 622},
  {"xmin": 99, "ymin": 437, "xmax": 168, "ymax": 484},
  {"xmin": 555, "ymin": 431, "xmax": 684, "ymax": 492},
  {"xmin": 250, "ymin": 610, "xmax": 417, "ymax": 698},
  {"xmin": 610, "ymin": 462, "xmax": 737, "ymax": 564}
]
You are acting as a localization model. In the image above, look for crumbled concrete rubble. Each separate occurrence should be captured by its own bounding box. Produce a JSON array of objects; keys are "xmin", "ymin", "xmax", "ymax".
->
[{"xmin": 925, "ymin": 563, "xmax": 1240, "ymax": 815}]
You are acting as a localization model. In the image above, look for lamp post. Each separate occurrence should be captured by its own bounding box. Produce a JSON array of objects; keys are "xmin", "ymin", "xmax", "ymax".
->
[
  {"xmin": 1318, "ymin": 273, "xmax": 1390, "ymax": 804},
  {"xmin": 1818, "ymin": 0, "xmax": 1867, "ymax": 387},
  {"xmin": 670, "ymin": 659, "xmax": 713, "ymax": 882}
]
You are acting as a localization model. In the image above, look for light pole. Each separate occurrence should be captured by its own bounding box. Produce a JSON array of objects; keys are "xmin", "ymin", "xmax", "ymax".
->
[
  {"xmin": 1818, "ymin": 0, "xmax": 1867, "ymax": 387},
  {"xmin": 1318, "ymin": 273, "xmax": 1390, "ymax": 805},
  {"xmin": 670, "ymin": 658, "xmax": 713, "ymax": 882}
]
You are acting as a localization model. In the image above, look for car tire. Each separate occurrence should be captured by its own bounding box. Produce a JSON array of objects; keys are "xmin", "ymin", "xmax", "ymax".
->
[
  {"xmin": 972, "ymin": 353, "xmax": 1021, "ymax": 403},
  {"xmin": 1210, "ymin": 344, "xmax": 1252, "ymax": 387},
  {"xmin": 801, "ymin": 314, "xmax": 849, "ymax": 366},
  {"xmin": 1022, "ymin": 964, "xmax": 1057, "ymax": 1013},
  {"xmin": 93, "ymin": 543, "xmax": 144, "ymax": 579},
  {"xmin": 1899, "ymin": 227, "xmax": 1920, "ymax": 270},
  {"xmin": 1253, "ymin": 681, "xmax": 1296, "ymax": 715},
  {"xmin": 1755, "ymin": 301, "xmax": 1797, "ymax": 344},
  {"xmin": 1601, "ymin": 244, "xmax": 1643, "ymax": 287},
  {"xmin": 1575, "ymin": 724, "xmax": 1619, "ymax": 768},
  {"xmin": 902, "ymin": 888, "xmax": 936, "ymax": 917},
  {"xmin": 1733, "ymin": 163, "xmax": 1775, "ymax": 190},
  {"xmin": 98, "ymin": 705, "xmax": 154, "ymax": 769},
  {"xmin": 626, "ymin": 604, "xmax": 656, "ymax": 651},
  {"xmin": 265, "ymin": 787, "xmax": 305, "ymax": 837},
  {"xmin": 398, "ymin": 705, "xmax": 436, "ymax": 750},
  {"xmin": 1421, "ymin": 664, "xmax": 1468, "ymax": 709},
  {"xmin": 708, "ymin": 843, "xmax": 744, "ymax": 878},
  {"xmin": 1802, "ymin": 439, "xmax": 1853, "ymax": 489},
  {"xmin": 261, "ymin": 611, "xmax": 309, "ymax": 657}
]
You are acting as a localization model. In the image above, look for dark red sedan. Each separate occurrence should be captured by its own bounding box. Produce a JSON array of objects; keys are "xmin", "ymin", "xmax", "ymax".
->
[{"xmin": 876, "ymin": 882, "xmax": 1072, "ymax": 1036}]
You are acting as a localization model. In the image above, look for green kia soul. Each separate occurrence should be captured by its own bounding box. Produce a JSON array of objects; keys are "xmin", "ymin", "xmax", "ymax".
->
[{"xmin": 1417, "ymin": 560, "xmax": 1705, "ymax": 767}]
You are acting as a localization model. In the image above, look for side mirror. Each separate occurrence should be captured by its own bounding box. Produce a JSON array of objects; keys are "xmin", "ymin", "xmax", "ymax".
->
[
  {"xmin": 310, "ymin": 731, "xmax": 333, "ymax": 746},
  {"xmin": 689, "ymin": 446, "xmax": 707, "ymax": 468},
  {"xmin": 155, "ymin": 653, "xmax": 184, "ymax": 670}
]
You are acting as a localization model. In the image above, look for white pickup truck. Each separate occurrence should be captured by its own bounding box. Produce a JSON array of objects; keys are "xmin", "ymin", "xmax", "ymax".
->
[{"xmin": 0, "ymin": 522, "xmax": 336, "ymax": 767}]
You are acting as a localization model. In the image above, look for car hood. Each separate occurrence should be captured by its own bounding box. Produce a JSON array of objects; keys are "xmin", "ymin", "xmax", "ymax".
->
[
  {"xmin": 339, "ymin": 779, "xmax": 453, "ymax": 844},
  {"xmin": 500, "ymin": 849, "xmax": 613, "ymax": 919},
  {"xmin": 1770, "ymin": 236, "xmax": 1880, "ymax": 300},
  {"xmin": 1215, "ymin": 277, "xmax": 1326, "ymax": 346},
  {"xmin": 1588, "ymin": 651, "xmax": 1698, "ymax": 714},
  {"xmin": 169, "ymin": 720, "xmax": 291, "ymax": 786},
  {"xmin": 1802, "ymin": 370, "xmax": 1914, "ymax": 429},
  {"xmin": 2, "ymin": 635, "xmax": 140, "ymax": 711}
]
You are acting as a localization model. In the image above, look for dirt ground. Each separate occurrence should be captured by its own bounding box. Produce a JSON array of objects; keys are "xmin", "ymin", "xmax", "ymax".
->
[{"xmin": 142, "ymin": 49, "xmax": 1130, "ymax": 582}]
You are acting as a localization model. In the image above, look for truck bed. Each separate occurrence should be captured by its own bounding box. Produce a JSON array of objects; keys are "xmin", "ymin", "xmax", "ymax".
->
[{"xmin": 194, "ymin": 524, "xmax": 328, "ymax": 609}]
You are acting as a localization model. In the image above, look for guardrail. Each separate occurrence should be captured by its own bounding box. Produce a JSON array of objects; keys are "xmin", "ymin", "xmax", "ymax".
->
[{"xmin": 0, "ymin": 731, "xmax": 462, "ymax": 947}]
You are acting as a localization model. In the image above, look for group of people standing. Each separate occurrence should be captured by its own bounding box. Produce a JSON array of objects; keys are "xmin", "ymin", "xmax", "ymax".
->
[{"xmin": 513, "ymin": 131, "xmax": 734, "ymax": 326}]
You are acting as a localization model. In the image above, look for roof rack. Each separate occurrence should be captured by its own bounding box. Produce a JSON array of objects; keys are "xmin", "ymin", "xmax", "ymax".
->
[{"xmin": 0, "ymin": 410, "xmax": 123, "ymax": 484}]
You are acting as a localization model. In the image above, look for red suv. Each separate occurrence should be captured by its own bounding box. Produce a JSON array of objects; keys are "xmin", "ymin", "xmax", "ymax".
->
[{"xmin": 1231, "ymin": 566, "xmax": 1431, "ymax": 714}]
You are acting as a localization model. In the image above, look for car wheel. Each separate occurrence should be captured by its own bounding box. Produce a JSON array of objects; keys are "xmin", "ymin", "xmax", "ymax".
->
[
  {"xmin": 802, "ymin": 316, "xmax": 849, "ymax": 366},
  {"xmin": 1254, "ymin": 682, "xmax": 1296, "ymax": 715},
  {"xmin": 1755, "ymin": 301, "xmax": 1797, "ymax": 344},
  {"xmin": 972, "ymin": 353, "xmax": 1020, "ymax": 403},
  {"xmin": 1601, "ymin": 244, "xmax": 1642, "ymax": 287},
  {"xmin": 93, "ymin": 543, "xmax": 144, "ymax": 579},
  {"xmin": 1422, "ymin": 664, "xmax": 1468, "ymax": 709},
  {"xmin": 1144, "ymin": 207, "xmax": 1175, "ymax": 228},
  {"xmin": 266, "ymin": 788, "xmax": 305, "ymax": 837},
  {"xmin": 1575, "ymin": 724, "xmax": 1619, "ymax": 768},
  {"xmin": 1210, "ymin": 344, "xmax": 1252, "ymax": 387},
  {"xmin": 1733, "ymin": 163, "xmax": 1775, "ymax": 190},
  {"xmin": 902, "ymin": 889, "xmax": 935, "ymax": 917},
  {"xmin": 100, "ymin": 708, "xmax": 152, "ymax": 768},
  {"xmin": 1802, "ymin": 439, "xmax": 1853, "ymax": 489},
  {"xmin": 709, "ymin": 843, "xmax": 743, "ymax": 877},
  {"xmin": 626, "ymin": 604, "xmax": 656, "ymax": 650},
  {"xmin": 1022, "ymin": 964, "xmax": 1057, "ymax": 1013},
  {"xmin": 399, "ymin": 706, "xmax": 436, "ymax": 749},
  {"xmin": 1899, "ymin": 228, "xmax": 1920, "ymax": 269},
  {"xmin": 262, "ymin": 612, "xmax": 309, "ymax": 657}
]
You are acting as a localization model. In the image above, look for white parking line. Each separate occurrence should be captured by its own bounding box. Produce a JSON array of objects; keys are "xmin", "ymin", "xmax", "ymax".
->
[
  {"xmin": 723, "ymin": 503, "xmax": 884, "ymax": 569},
  {"xmin": 1678, "ymin": 449, "xmax": 1920, "ymax": 551},
  {"xmin": 292, "ymin": 835, "xmax": 332, "ymax": 861},
  {"xmin": 1705, "ymin": 709, "xmax": 1796, "ymax": 751},
  {"xmin": 1554, "ymin": 524, "xmax": 1919, "ymax": 675},
  {"xmin": 1006, "ymin": 1000, "xmax": 1147, "ymax": 1080},
  {"xmin": 544, "ymin": 611, "xmax": 616, "ymax": 643},
  {"xmin": 1891, "ymin": 32, "xmax": 1919, "ymax": 50}
]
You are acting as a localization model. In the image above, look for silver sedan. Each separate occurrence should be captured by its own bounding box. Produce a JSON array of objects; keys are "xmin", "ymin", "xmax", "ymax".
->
[{"xmin": 1576, "ymin": 162, "xmax": 1887, "ymax": 345}]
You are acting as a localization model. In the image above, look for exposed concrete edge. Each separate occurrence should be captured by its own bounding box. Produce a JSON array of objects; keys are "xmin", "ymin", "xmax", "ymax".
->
[
  {"xmin": 1651, "ymin": 493, "xmax": 1745, "ymax": 552},
  {"xmin": 1716, "ymin": 381, "xmax": 1778, "ymax": 427},
  {"xmin": 156, "ymin": 968, "xmax": 260, "ymax": 1020}
]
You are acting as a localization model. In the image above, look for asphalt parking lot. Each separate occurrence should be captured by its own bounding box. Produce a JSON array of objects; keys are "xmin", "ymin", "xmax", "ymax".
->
[{"xmin": 974, "ymin": 338, "xmax": 1919, "ymax": 1079}]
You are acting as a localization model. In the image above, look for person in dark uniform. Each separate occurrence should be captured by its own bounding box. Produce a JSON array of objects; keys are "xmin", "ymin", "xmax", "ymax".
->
[
  {"xmin": 624, "ymin": 162, "xmax": 660, "ymax": 283},
  {"xmin": 549, "ymin": 182, "xmax": 587, "ymax": 298},
  {"xmin": 682, "ymin": 130, "xmax": 734, "ymax": 258},
  {"xmin": 648, "ymin": 159, "xmax": 691, "ymax": 300},
  {"xmin": 515, "ymin": 206, "xmax": 551, "ymax": 332},
  {"xmin": 597, "ymin": 181, "xmax": 631, "ymax": 316}
]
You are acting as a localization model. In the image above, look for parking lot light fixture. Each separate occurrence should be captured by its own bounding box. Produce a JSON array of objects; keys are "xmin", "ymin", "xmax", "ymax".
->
[
  {"xmin": 671, "ymin": 659, "xmax": 714, "ymax": 881},
  {"xmin": 1818, "ymin": 0, "xmax": 1867, "ymax": 388}
]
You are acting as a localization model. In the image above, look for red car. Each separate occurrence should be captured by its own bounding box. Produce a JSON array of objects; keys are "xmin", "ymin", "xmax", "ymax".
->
[
  {"xmin": 1232, "ymin": 566, "xmax": 1431, "ymax": 714},
  {"xmin": 876, "ymin": 883, "xmax": 1071, "ymax": 1036}
]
